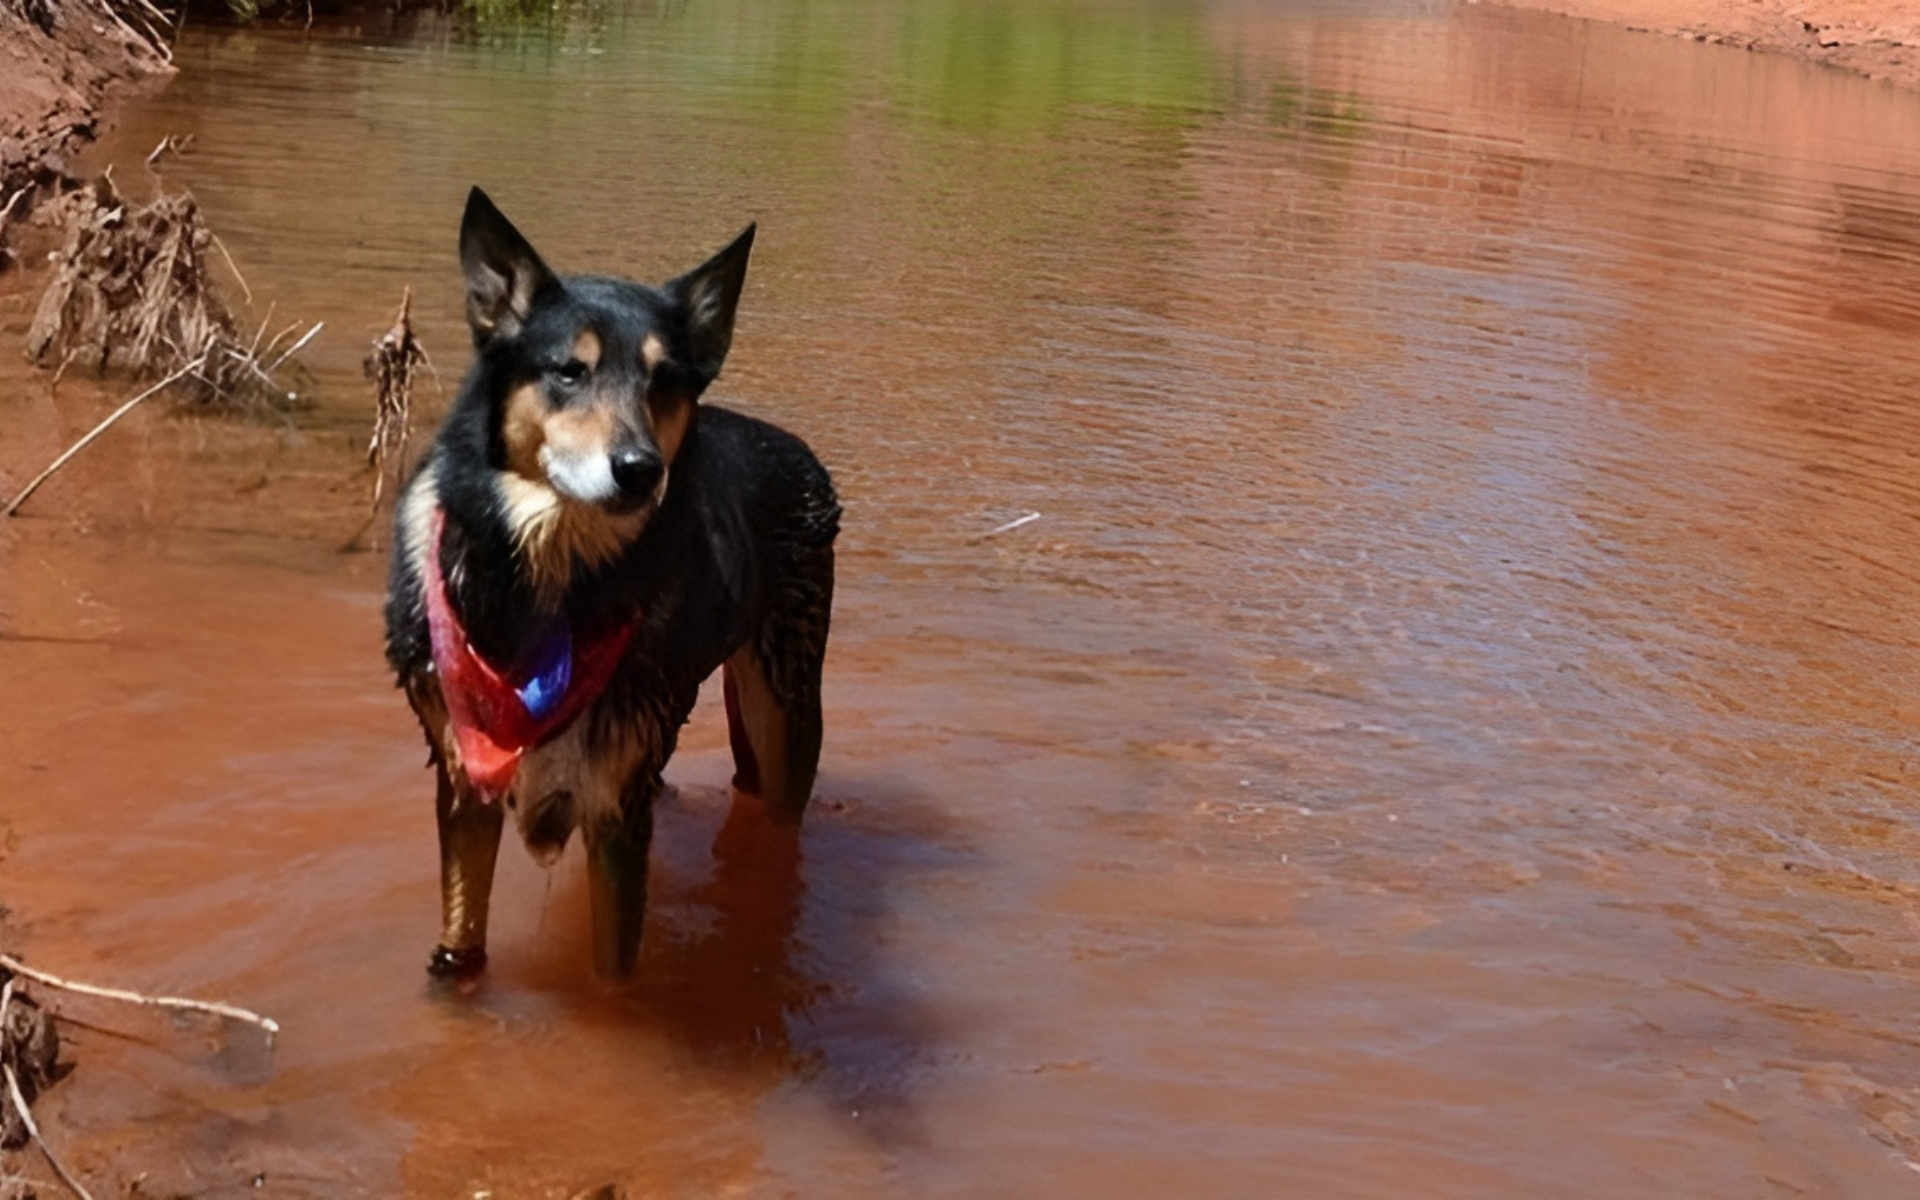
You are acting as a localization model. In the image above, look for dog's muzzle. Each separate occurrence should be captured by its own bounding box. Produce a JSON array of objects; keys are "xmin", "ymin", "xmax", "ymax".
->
[{"xmin": 540, "ymin": 444, "xmax": 664, "ymax": 511}]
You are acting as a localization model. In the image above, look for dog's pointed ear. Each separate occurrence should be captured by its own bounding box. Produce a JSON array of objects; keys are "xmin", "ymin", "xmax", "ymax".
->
[
  {"xmin": 667, "ymin": 223, "xmax": 755, "ymax": 385},
  {"xmin": 460, "ymin": 187, "xmax": 557, "ymax": 347}
]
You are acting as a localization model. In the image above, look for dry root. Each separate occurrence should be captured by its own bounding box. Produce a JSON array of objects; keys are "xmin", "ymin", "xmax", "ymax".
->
[
  {"xmin": 0, "ymin": 189, "xmax": 28, "ymax": 271},
  {"xmin": 0, "ymin": 983, "xmax": 59, "ymax": 1154},
  {"xmin": 24, "ymin": 176, "xmax": 307, "ymax": 411},
  {"xmin": 0, "ymin": 971, "xmax": 79, "ymax": 1200},
  {"xmin": 363, "ymin": 286, "xmax": 431, "ymax": 512}
]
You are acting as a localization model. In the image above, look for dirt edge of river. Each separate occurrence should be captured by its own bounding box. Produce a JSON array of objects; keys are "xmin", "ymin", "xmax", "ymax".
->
[
  {"xmin": 0, "ymin": 2, "xmax": 170, "ymax": 217},
  {"xmin": 1474, "ymin": 0, "xmax": 1920, "ymax": 90}
]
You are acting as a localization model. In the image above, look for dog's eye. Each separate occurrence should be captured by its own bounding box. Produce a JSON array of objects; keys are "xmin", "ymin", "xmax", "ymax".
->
[{"xmin": 551, "ymin": 359, "xmax": 591, "ymax": 386}]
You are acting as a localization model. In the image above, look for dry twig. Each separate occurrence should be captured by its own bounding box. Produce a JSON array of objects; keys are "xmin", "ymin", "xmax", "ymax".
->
[
  {"xmin": 0, "ymin": 944, "xmax": 276, "ymax": 1197},
  {"xmin": 209, "ymin": 232, "xmax": 250, "ymax": 304},
  {"xmin": 971, "ymin": 511, "xmax": 1042, "ymax": 542},
  {"xmin": 0, "ymin": 954, "xmax": 277, "ymax": 1039},
  {"xmin": 0, "ymin": 187, "xmax": 28, "ymax": 269},
  {"xmin": 0, "ymin": 188, "xmax": 26, "ymax": 234},
  {"xmin": 5, "ymin": 355, "xmax": 206, "ymax": 517},
  {"xmin": 0, "ymin": 974, "xmax": 81, "ymax": 1199},
  {"xmin": 364, "ymin": 287, "xmax": 428, "ymax": 513},
  {"xmin": 266, "ymin": 320, "xmax": 323, "ymax": 375},
  {"xmin": 144, "ymin": 133, "xmax": 194, "ymax": 168},
  {"xmin": 47, "ymin": 347, "xmax": 79, "ymax": 397},
  {"xmin": 2, "ymin": 1064, "xmax": 90, "ymax": 1200}
]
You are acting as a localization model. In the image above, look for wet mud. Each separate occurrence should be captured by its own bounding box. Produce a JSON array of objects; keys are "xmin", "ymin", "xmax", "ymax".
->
[{"xmin": 6, "ymin": 0, "xmax": 1920, "ymax": 1195}]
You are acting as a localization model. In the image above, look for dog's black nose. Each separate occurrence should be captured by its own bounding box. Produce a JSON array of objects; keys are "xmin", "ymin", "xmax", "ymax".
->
[{"xmin": 609, "ymin": 449, "xmax": 664, "ymax": 498}]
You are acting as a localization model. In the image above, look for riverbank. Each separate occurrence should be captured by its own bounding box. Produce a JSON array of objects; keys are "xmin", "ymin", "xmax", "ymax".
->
[
  {"xmin": 1474, "ymin": 0, "xmax": 1920, "ymax": 89},
  {"xmin": 0, "ymin": 0, "xmax": 170, "ymax": 207},
  {"xmin": 0, "ymin": 5, "xmax": 172, "ymax": 1180}
]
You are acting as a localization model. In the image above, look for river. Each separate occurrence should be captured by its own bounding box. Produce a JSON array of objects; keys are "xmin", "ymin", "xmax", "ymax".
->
[{"xmin": 4, "ymin": 0, "xmax": 1920, "ymax": 1194}]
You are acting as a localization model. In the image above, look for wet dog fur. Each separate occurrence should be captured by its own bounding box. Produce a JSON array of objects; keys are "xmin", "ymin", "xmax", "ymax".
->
[{"xmin": 384, "ymin": 188, "xmax": 839, "ymax": 980}]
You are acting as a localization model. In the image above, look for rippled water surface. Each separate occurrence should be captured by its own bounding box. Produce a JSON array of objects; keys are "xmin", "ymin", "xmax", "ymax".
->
[{"xmin": 7, "ymin": 0, "xmax": 1920, "ymax": 1194}]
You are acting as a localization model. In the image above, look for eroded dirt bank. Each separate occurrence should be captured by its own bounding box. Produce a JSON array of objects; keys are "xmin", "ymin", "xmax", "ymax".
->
[
  {"xmin": 0, "ymin": 0, "xmax": 169, "ymax": 208},
  {"xmin": 1476, "ymin": 0, "xmax": 1920, "ymax": 87}
]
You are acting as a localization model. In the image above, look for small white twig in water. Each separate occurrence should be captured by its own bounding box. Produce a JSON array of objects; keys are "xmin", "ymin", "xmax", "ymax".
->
[
  {"xmin": 979, "ymin": 511, "xmax": 1042, "ymax": 539},
  {"xmin": 0, "ymin": 952, "xmax": 279, "ymax": 1038},
  {"xmin": 263, "ymin": 321, "xmax": 323, "ymax": 375},
  {"xmin": 144, "ymin": 133, "xmax": 195, "ymax": 168},
  {"xmin": 0, "ymin": 186, "xmax": 27, "ymax": 230},
  {"xmin": 5, "ymin": 356, "xmax": 207, "ymax": 517},
  {"xmin": 209, "ymin": 232, "xmax": 252, "ymax": 305},
  {"xmin": 4, "ymin": 1063, "xmax": 93, "ymax": 1200}
]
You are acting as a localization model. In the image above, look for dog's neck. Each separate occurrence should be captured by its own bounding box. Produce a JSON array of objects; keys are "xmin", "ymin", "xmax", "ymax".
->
[
  {"xmin": 425, "ymin": 506, "xmax": 638, "ymax": 795},
  {"xmin": 492, "ymin": 471, "xmax": 648, "ymax": 607}
]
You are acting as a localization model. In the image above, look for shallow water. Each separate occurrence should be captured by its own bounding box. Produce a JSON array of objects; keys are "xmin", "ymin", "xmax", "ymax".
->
[{"xmin": 6, "ymin": 0, "xmax": 1920, "ymax": 1194}]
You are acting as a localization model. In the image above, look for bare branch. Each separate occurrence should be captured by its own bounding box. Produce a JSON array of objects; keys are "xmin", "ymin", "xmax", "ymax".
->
[
  {"xmin": 263, "ymin": 321, "xmax": 323, "ymax": 375},
  {"xmin": 0, "ymin": 953, "xmax": 278, "ymax": 1038},
  {"xmin": 5, "ymin": 356, "xmax": 207, "ymax": 517},
  {"xmin": 3, "ymin": 1064, "xmax": 93, "ymax": 1200}
]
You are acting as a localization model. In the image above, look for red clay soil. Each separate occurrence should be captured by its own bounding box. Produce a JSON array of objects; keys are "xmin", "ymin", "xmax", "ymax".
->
[
  {"xmin": 1473, "ymin": 0, "xmax": 1920, "ymax": 88},
  {"xmin": 0, "ymin": 2, "xmax": 169, "ymax": 205}
]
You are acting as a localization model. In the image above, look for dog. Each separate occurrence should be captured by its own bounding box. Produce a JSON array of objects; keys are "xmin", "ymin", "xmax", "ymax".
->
[{"xmin": 384, "ymin": 187, "xmax": 839, "ymax": 980}]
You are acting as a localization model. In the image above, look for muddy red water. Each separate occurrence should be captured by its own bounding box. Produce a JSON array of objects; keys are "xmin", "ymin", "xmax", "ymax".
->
[{"xmin": 6, "ymin": 0, "xmax": 1920, "ymax": 1195}]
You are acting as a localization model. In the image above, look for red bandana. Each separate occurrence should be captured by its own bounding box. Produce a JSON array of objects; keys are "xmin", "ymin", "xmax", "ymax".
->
[{"xmin": 424, "ymin": 509, "xmax": 636, "ymax": 798}]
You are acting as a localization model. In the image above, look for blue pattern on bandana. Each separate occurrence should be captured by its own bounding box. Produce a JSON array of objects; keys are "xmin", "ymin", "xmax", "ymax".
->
[{"xmin": 516, "ymin": 622, "xmax": 574, "ymax": 720}]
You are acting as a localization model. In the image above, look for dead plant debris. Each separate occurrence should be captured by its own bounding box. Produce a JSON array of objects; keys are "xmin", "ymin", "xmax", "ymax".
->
[
  {"xmin": 0, "ymin": 982, "xmax": 59, "ymax": 1154},
  {"xmin": 23, "ymin": 175, "xmax": 312, "ymax": 412},
  {"xmin": 363, "ymin": 285, "xmax": 433, "ymax": 512}
]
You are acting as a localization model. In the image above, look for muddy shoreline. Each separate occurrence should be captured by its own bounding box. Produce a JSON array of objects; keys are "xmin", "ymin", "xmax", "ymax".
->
[
  {"xmin": 1, "ymin": 5, "xmax": 176, "ymax": 1182},
  {"xmin": 0, "ymin": 1, "xmax": 169, "ymax": 213},
  {"xmin": 1476, "ymin": 0, "xmax": 1920, "ymax": 88}
]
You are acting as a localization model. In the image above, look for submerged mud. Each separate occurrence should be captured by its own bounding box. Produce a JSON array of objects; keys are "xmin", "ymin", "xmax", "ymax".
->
[{"xmin": 7, "ymin": 0, "xmax": 1920, "ymax": 1195}]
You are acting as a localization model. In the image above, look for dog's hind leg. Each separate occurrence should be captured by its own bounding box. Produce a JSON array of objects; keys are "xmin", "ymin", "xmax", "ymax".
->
[
  {"xmin": 723, "ymin": 646, "xmax": 818, "ymax": 823},
  {"xmin": 585, "ymin": 783, "xmax": 656, "ymax": 979},
  {"xmin": 723, "ymin": 548, "xmax": 833, "ymax": 823},
  {"xmin": 431, "ymin": 765, "xmax": 504, "ymax": 978},
  {"xmin": 722, "ymin": 663, "xmax": 764, "ymax": 797}
]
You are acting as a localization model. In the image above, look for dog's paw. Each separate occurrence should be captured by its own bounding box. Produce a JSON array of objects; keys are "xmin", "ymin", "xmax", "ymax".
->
[{"xmin": 427, "ymin": 944, "xmax": 488, "ymax": 979}]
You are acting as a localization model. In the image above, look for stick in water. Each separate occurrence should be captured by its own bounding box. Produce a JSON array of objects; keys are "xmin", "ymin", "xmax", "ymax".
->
[
  {"xmin": 0, "ymin": 953, "xmax": 279, "ymax": 1038},
  {"xmin": 980, "ymin": 511, "xmax": 1042, "ymax": 539},
  {"xmin": 3, "ymin": 1064, "xmax": 93, "ymax": 1200},
  {"xmin": 4, "ymin": 356, "xmax": 206, "ymax": 517},
  {"xmin": 263, "ymin": 321, "xmax": 323, "ymax": 376}
]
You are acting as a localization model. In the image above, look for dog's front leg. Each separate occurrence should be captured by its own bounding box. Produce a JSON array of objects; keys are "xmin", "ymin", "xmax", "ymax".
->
[
  {"xmin": 431, "ymin": 765, "xmax": 504, "ymax": 978},
  {"xmin": 585, "ymin": 780, "xmax": 657, "ymax": 979}
]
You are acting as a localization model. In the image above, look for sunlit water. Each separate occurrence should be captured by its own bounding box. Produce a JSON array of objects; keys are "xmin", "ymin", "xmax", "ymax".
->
[{"xmin": 5, "ymin": 0, "xmax": 1920, "ymax": 1194}]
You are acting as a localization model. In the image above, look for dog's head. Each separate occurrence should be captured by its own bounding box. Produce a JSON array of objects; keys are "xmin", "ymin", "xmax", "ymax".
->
[{"xmin": 459, "ymin": 186, "xmax": 753, "ymax": 532}]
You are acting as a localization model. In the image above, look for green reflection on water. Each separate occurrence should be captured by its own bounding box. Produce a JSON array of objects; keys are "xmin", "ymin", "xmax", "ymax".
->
[{"xmin": 461, "ymin": 0, "xmax": 1223, "ymax": 133}]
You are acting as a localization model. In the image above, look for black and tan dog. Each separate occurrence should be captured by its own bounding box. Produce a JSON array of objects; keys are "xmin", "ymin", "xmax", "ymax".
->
[{"xmin": 384, "ymin": 188, "xmax": 838, "ymax": 980}]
